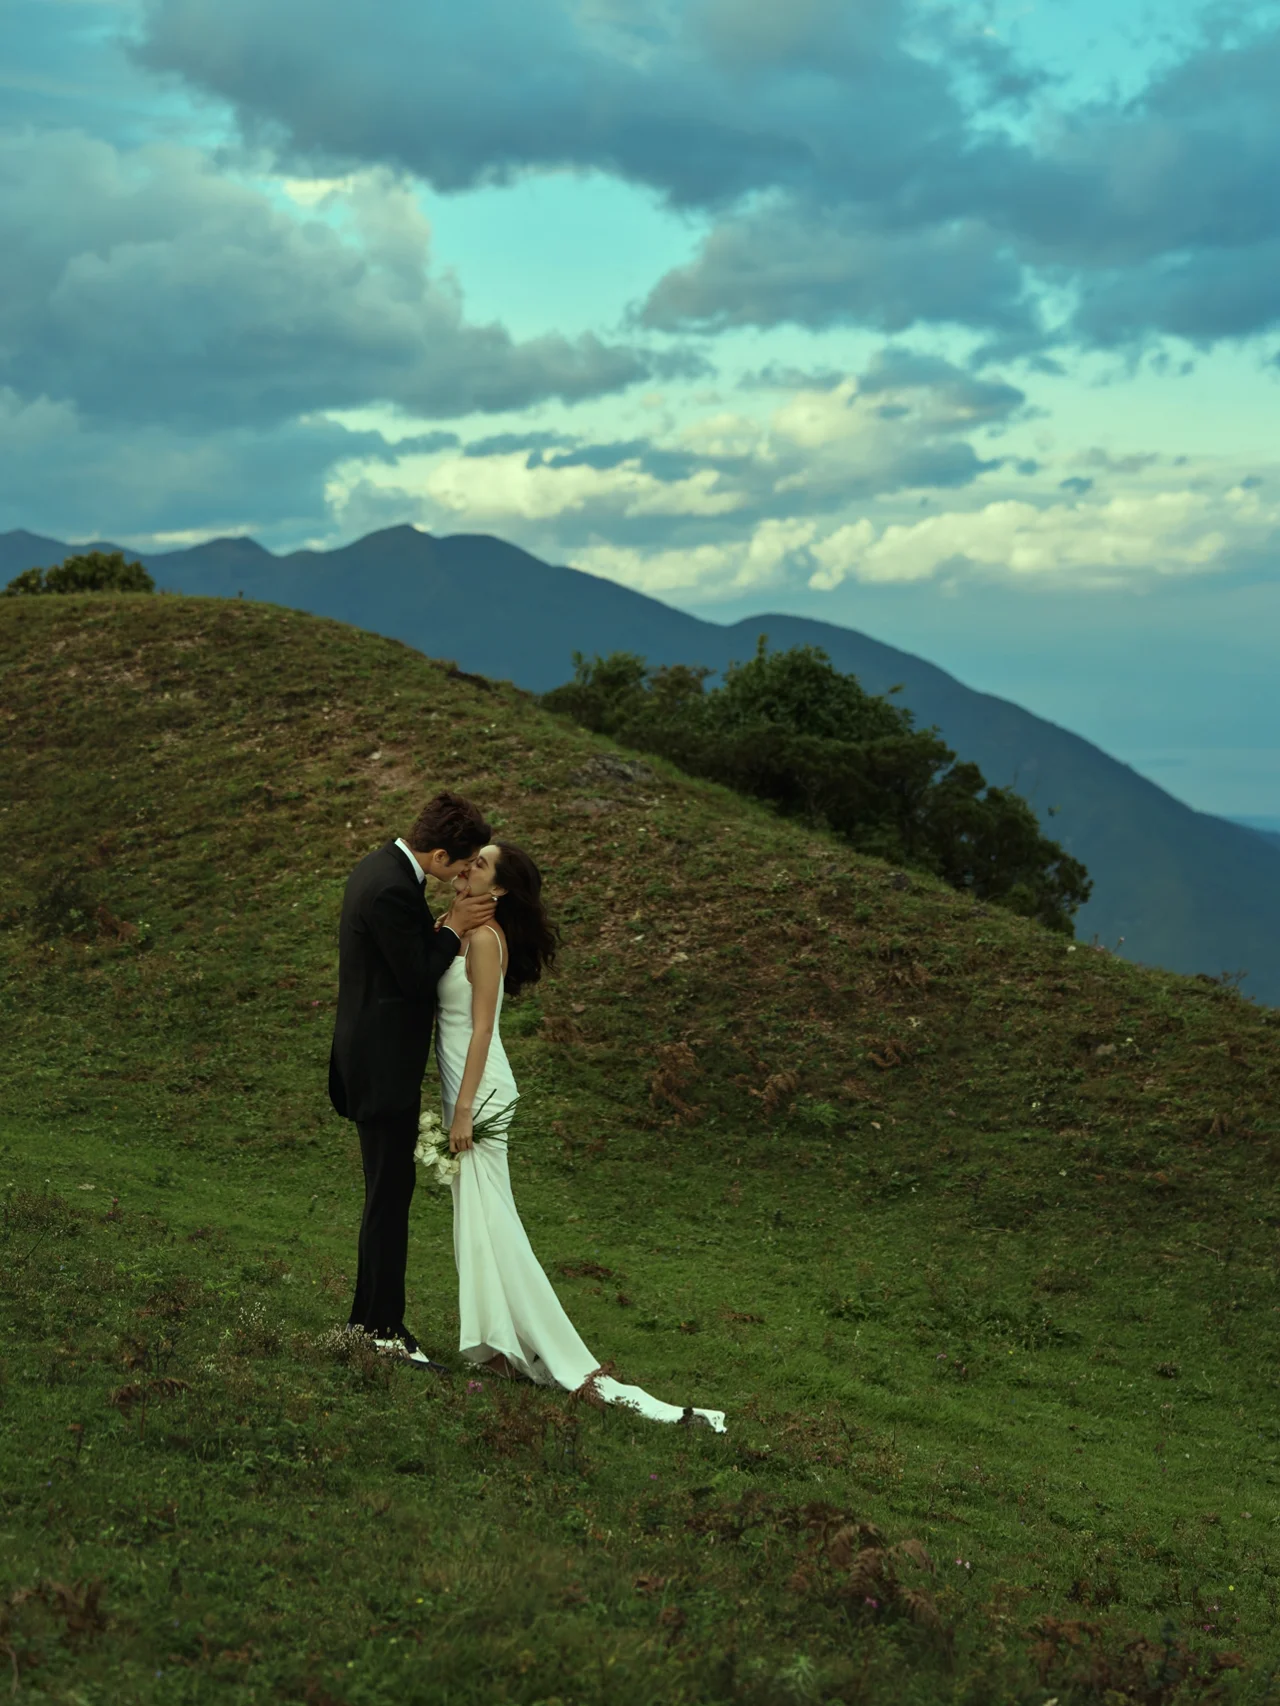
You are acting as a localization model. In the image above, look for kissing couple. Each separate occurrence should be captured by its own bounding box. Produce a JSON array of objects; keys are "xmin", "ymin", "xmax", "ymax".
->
[{"xmin": 328, "ymin": 790, "xmax": 726, "ymax": 1432}]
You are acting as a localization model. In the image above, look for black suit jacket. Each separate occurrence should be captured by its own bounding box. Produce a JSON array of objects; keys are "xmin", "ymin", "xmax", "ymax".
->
[{"xmin": 328, "ymin": 842, "xmax": 460, "ymax": 1123}]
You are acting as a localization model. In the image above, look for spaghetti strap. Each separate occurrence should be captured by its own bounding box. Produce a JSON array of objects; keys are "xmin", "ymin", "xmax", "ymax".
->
[{"xmin": 482, "ymin": 923, "xmax": 506, "ymax": 971}]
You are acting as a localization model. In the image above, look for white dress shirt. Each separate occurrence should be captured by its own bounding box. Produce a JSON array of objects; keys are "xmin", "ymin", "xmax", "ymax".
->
[{"xmin": 394, "ymin": 836, "xmax": 426, "ymax": 884}]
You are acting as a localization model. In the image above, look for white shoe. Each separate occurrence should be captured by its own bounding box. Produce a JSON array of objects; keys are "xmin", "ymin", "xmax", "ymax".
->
[{"xmin": 371, "ymin": 1326, "xmax": 451, "ymax": 1375}]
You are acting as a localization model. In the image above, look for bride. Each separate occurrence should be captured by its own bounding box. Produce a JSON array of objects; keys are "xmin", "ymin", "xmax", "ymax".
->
[{"xmin": 434, "ymin": 840, "xmax": 726, "ymax": 1432}]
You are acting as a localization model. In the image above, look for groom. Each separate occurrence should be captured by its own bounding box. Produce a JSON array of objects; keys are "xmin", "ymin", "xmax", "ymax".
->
[{"xmin": 329, "ymin": 790, "xmax": 494, "ymax": 1370}]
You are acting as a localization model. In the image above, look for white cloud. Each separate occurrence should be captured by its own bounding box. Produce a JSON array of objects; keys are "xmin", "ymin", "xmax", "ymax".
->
[
  {"xmin": 678, "ymin": 410, "xmax": 767, "ymax": 459},
  {"xmin": 322, "ymin": 354, "xmax": 1022, "ymax": 554},
  {"xmin": 807, "ymin": 486, "xmax": 1280, "ymax": 590},
  {"xmin": 763, "ymin": 369, "xmax": 1013, "ymax": 503},
  {"xmin": 416, "ymin": 450, "xmax": 746, "ymax": 521},
  {"xmin": 573, "ymin": 515, "xmax": 818, "ymax": 597},
  {"xmin": 315, "ymin": 354, "xmax": 1280, "ymax": 607},
  {"xmin": 572, "ymin": 540, "xmax": 738, "ymax": 596},
  {"xmin": 276, "ymin": 174, "xmax": 358, "ymax": 207}
]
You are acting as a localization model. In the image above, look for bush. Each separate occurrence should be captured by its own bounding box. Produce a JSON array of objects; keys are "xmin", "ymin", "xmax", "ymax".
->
[
  {"xmin": 544, "ymin": 639, "xmax": 1092, "ymax": 934},
  {"xmin": 4, "ymin": 551, "xmax": 154, "ymax": 596}
]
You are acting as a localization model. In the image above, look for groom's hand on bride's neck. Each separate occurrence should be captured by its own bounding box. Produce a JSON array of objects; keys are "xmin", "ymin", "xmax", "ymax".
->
[{"xmin": 443, "ymin": 892, "xmax": 496, "ymax": 936}]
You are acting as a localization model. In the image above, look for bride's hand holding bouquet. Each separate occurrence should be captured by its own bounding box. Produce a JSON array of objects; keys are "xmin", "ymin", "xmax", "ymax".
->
[
  {"xmin": 416, "ymin": 1091, "xmax": 513, "ymax": 1185},
  {"xmin": 449, "ymin": 1106, "xmax": 474, "ymax": 1153}
]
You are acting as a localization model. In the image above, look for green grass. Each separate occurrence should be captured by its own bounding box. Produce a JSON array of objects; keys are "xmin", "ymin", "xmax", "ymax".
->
[{"xmin": 3, "ymin": 593, "xmax": 1280, "ymax": 1703}]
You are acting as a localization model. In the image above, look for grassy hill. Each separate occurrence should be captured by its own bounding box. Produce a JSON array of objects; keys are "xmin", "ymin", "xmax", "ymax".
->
[
  {"xmin": 3, "ymin": 593, "xmax": 1280, "ymax": 1704},
  {"xmin": 7, "ymin": 524, "xmax": 1280, "ymax": 1006}
]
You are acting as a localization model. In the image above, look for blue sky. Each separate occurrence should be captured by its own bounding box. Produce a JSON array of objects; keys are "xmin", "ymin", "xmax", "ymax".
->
[{"xmin": 5, "ymin": 0, "xmax": 1280, "ymax": 820}]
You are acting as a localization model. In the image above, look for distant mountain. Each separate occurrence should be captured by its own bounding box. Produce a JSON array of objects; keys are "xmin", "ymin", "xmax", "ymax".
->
[
  {"xmin": 6, "ymin": 524, "xmax": 1279, "ymax": 1004},
  {"xmin": 1229, "ymin": 816, "xmax": 1280, "ymax": 854}
]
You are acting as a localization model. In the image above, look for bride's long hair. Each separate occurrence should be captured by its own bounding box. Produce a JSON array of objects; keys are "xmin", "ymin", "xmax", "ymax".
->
[{"xmin": 493, "ymin": 843, "xmax": 559, "ymax": 997}]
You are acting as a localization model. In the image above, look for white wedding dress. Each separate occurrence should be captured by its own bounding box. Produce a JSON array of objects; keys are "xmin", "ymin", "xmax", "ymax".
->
[{"xmin": 434, "ymin": 927, "xmax": 726, "ymax": 1432}]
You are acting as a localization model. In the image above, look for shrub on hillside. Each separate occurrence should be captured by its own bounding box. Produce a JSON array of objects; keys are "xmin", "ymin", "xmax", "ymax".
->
[
  {"xmin": 544, "ymin": 639, "xmax": 1092, "ymax": 934},
  {"xmin": 4, "ymin": 550, "xmax": 154, "ymax": 596}
]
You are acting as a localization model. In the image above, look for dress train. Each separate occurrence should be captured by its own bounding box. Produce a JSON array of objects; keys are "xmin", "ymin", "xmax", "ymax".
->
[
  {"xmin": 434, "ymin": 932, "xmax": 726, "ymax": 1432},
  {"xmin": 447, "ymin": 1105, "xmax": 726, "ymax": 1430}
]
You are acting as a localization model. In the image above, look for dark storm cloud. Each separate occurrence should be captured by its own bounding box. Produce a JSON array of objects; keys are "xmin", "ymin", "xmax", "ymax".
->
[
  {"xmin": 0, "ymin": 131, "xmax": 667, "ymax": 431},
  {"xmin": 131, "ymin": 0, "xmax": 1280, "ymax": 349}
]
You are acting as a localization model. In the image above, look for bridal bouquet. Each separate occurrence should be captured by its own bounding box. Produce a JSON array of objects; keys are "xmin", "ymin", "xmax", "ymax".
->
[{"xmin": 415, "ymin": 1092, "xmax": 514, "ymax": 1188}]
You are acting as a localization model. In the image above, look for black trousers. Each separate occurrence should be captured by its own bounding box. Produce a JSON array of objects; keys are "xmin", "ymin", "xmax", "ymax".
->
[{"xmin": 348, "ymin": 1105, "xmax": 419, "ymax": 1334}]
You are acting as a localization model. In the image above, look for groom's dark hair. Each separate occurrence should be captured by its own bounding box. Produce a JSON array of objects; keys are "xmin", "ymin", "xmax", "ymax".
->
[{"xmin": 406, "ymin": 791, "xmax": 490, "ymax": 861}]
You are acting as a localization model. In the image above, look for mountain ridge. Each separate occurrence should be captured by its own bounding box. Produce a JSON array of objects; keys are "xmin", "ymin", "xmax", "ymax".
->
[{"xmin": 5, "ymin": 522, "xmax": 1277, "ymax": 1001}]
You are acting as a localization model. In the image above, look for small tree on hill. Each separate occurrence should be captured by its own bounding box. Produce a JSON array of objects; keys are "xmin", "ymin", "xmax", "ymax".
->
[
  {"xmin": 543, "ymin": 638, "xmax": 1092, "ymax": 934},
  {"xmin": 3, "ymin": 551, "xmax": 154, "ymax": 597}
]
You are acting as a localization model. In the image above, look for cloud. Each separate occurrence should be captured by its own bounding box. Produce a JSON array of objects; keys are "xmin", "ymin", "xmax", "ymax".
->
[
  {"xmin": 462, "ymin": 431, "xmax": 578, "ymax": 460},
  {"xmin": 323, "ymin": 347, "xmax": 1028, "ymax": 578},
  {"xmin": 130, "ymin": 0, "xmax": 1280, "ymax": 347},
  {"xmin": 737, "ymin": 364, "xmax": 846, "ymax": 391},
  {"xmin": 639, "ymin": 200, "xmax": 1035, "ymax": 337},
  {"xmin": 132, "ymin": 0, "xmax": 995, "ymax": 210},
  {"xmin": 571, "ymin": 515, "xmax": 820, "ymax": 598},
  {"xmin": 0, "ymin": 385, "xmax": 412, "ymax": 545},
  {"xmin": 806, "ymin": 486, "xmax": 1280, "ymax": 590},
  {"xmin": 760, "ymin": 359, "xmax": 1021, "ymax": 506},
  {"xmin": 1080, "ymin": 448, "xmax": 1163, "ymax": 476},
  {"xmin": 0, "ymin": 131, "xmax": 667, "ymax": 430},
  {"xmin": 855, "ymin": 346, "xmax": 1027, "ymax": 422},
  {"xmin": 1073, "ymin": 241, "xmax": 1280, "ymax": 348},
  {"xmin": 418, "ymin": 450, "xmax": 749, "ymax": 526}
]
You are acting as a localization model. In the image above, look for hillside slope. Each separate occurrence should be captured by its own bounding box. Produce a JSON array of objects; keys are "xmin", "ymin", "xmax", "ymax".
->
[
  {"xmin": 5, "ymin": 523, "xmax": 1278, "ymax": 1004},
  {"xmin": 4, "ymin": 594, "xmax": 1280, "ymax": 1700}
]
